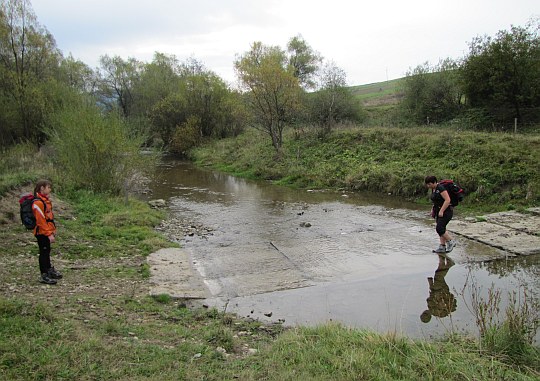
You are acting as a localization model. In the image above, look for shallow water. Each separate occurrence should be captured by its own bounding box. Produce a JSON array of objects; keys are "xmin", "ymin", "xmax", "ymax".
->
[{"xmin": 146, "ymin": 158, "xmax": 540, "ymax": 341}]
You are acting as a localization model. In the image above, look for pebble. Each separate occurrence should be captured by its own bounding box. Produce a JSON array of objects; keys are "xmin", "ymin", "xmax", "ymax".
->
[{"xmin": 157, "ymin": 217, "xmax": 214, "ymax": 240}]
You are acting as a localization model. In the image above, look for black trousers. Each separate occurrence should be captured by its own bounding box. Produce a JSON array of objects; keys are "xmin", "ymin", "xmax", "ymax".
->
[
  {"xmin": 435, "ymin": 207, "xmax": 453, "ymax": 237},
  {"xmin": 36, "ymin": 235, "xmax": 52, "ymax": 274}
]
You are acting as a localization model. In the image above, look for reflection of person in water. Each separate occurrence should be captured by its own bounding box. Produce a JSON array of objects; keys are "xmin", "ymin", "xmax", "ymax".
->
[{"xmin": 420, "ymin": 255, "xmax": 457, "ymax": 323}]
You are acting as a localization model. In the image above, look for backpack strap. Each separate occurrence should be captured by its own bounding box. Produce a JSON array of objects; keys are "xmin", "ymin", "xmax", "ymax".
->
[{"xmin": 33, "ymin": 197, "xmax": 54, "ymax": 223}]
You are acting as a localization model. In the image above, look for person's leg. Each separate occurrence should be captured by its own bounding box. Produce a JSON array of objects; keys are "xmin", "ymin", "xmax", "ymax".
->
[
  {"xmin": 441, "ymin": 232, "xmax": 452, "ymax": 244},
  {"xmin": 435, "ymin": 209, "xmax": 453, "ymax": 252},
  {"xmin": 439, "ymin": 209, "xmax": 457, "ymax": 252},
  {"xmin": 36, "ymin": 235, "xmax": 56, "ymax": 284},
  {"xmin": 36, "ymin": 235, "xmax": 52, "ymax": 274}
]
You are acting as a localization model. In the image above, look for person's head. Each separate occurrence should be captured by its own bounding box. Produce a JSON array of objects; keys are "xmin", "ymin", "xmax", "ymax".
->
[
  {"xmin": 420, "ymin": 310, "xmax": 432, "ymax": 323},
  {"xmin": 34, "ymin": 179, "xmax": 53, "ymax": 196},
  {"xmin": 424, "ymin": 176, "xmax": 437, "ymax": 190}
]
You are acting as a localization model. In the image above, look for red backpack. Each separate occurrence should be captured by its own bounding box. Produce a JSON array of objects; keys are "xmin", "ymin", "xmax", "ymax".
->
[{"xmin": 439, "ymin": 180, "xmax": 465, "ymax": 206}]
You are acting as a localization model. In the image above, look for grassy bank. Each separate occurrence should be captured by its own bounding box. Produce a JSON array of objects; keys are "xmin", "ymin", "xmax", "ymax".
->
[
  {"xmin": 191, "ymin": 126, "xmax": 540, "ymax": 214},
  {"xmin": 1, "ymin": 147, "xmax": 539, "ymax": 380}
]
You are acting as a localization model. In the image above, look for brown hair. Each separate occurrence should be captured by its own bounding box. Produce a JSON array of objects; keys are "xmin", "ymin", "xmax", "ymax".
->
[{"xmin": 34, "ymin": 179, "xmax": 53, "ymax": 196}]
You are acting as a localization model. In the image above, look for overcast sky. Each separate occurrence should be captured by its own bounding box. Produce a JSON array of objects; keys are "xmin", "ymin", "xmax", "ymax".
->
[{"xmin": 30, "ymin": 0, "xmax": 538, "ymax": 86}]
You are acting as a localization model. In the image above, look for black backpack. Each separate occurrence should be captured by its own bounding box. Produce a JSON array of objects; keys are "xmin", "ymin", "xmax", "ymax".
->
[
  {"xmin": 439, "ymin": 179, "xmax": 465, "ymax": 206},
  {"xmin": 19, "ymin": 193, "xmax": 45, "ymax": 230}
]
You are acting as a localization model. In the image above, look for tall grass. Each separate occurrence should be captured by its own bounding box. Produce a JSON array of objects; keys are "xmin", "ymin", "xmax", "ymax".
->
[
  {"xmin": 58, "ymin": 190, "xmax": 172, "ymax": 259},
  {"xmin": 240, "ymin": 324, "xmax": 539, "ymax": 380},
  {"xmin": 0, "ymin": 142, "xmax": 54, "ymax": 195},
  {"xmin": 460, "ymin": 276, "xmax": 540, "ymax": 367},
  {"xmin": 2, "ymin": 295, "xmax": 538, "ymax": 380},
  {"xmin": 192, "ymin": 126, "xmax": 540, "ymax": 212}
]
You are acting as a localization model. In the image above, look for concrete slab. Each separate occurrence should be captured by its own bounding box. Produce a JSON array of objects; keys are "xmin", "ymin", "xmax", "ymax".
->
[
  {"xmin": 451, "ymin": 218, "xmax": 540, "ymax": 256},
  {"xmin": 528, "ymin": 207, "xmax": 540, "ymax": 216},
  {"xmin": 483, "ymin": 211, "xmax": 540, "ymax": 235},
  {"xmin": 147, "ymin": 248, "xmax": 209, "ymax": 299}
]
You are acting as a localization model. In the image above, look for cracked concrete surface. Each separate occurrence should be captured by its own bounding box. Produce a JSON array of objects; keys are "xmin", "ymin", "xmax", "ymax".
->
[
  {"xmin": 148, "ymin": 248, "xmax": 209, "ymax": 299},
  {"xmin": 451, "ymin": 209, "xmax": 540, "ymax": 256}
]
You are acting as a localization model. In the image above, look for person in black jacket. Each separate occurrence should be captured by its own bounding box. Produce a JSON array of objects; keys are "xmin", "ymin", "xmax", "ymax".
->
[{"xmin": 425, "ymin": 176, "xmax": 457, "ymax": 253}]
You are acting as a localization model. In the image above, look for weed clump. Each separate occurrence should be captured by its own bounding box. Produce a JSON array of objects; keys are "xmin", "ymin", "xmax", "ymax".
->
[{"xmin": 461, "ymin": 275, "xmax": 540, "ymax": 367}]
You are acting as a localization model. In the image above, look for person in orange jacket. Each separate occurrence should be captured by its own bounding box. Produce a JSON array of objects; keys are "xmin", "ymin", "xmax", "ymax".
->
[{"xmin": 33, "ymin": 179, "xmax": 62, "ymax": 284}]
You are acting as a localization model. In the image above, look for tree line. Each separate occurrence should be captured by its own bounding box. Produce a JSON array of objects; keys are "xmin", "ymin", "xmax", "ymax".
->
[
  {"xmin": 1, "ymin": 0, "xmax": 538, "ymax": 161},
  {"xmin": 400, "ymin": 18, "xmax": 540, "ymax": 129},
  {"xmin": 0, "ymin": 0, "xmax": 361, "ymax": 155}
]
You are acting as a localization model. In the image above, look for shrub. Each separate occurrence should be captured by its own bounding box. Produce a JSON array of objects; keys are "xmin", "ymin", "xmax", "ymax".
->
[
  {"xmin": 48, "ymin": 101, "xmax": 155, "ymax": 194},
  {"xmin": 170, "ymin": 115, "xmax": 201, "ymax": 154}
]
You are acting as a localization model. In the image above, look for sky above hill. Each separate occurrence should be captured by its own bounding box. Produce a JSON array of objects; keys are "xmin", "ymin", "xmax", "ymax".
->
[{"xmin": 31, "ymin": 0, "xmax": 538, "ymax": 87}]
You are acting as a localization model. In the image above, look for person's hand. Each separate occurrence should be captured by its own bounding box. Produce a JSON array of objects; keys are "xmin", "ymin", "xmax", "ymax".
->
[
  {"xmin": 48, "ymin": 234, "xmax": 56, "ymax": 243},
  {"xmin": 438, "ymin": 211, "xmax": 444, "ymax": 217}
]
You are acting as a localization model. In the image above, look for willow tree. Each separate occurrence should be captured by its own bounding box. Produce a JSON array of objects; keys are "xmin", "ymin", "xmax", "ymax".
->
[
  {"xmin": 98, "ymin": 55, "xmax": 142, "ymax": 117},
  {"xmin": 400, "ymin": 59, "xmax": 463, "ymax": 124},
  {"xmin": 309, "ymin": 60, "xmax": 362, "ymax": 134},
  {"xmin": 235, "ymin": 42, "xmax": 301, "ymax": 151},
  {"xmin": 0, "ymin": 0, "xmax": 61, "ymax": 145}
]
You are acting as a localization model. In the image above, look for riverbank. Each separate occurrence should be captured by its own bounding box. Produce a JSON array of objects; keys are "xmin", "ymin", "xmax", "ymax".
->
[
  {"xmin": 0, "ymin": 187, "xmax": 285, "ymax": 380},
  {"xmin": 191, "ymin": 126, "xmax": 540, "ymax": 214},
  {"xmin": 1, "ymin": 183, "xmax": 539, "ymax": 379}
]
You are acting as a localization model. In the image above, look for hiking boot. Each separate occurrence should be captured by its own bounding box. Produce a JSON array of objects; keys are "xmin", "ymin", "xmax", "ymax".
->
[
  {"xmin": 445, "ymin": 240, "xmax": 457, "ymax": 253},
  {"xmin": 433, "ymin": 244, "xmax": 446, "ymax": 253},
  {"xmin": 48, "ymin": 267, "xmax": 63, "ymax": 279},
  {"xmin": 40, "ymin": 273, "xmax": 57, "ymax": 285}
]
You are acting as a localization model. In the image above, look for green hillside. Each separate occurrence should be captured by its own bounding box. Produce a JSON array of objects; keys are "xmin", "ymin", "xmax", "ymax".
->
[{"xmin": 349, "ymin": 78, "xmax": 404, "ymax": 108}]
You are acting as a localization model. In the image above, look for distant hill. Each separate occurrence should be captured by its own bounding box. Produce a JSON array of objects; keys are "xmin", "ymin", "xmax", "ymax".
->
[{"xmin": 349, "ymin": 78, "xmax": 404, "ymax": 108}]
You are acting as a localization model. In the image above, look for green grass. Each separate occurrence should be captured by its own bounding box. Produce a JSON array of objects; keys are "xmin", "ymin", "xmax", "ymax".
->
[
  {"xmin": 348, "ymin": 78, "xmax": 404, "ymax": 101},
  {"xmin": 2, "ymin": 296, "xmax": 537, "ymax": 380},
  {"xmin": 192, "ymin": 126, "xmax": 540, "ymax": 214},
  {"xmin": 245, "ymin": 325, "xmax": 538, "ymax": 381},
  {"xmin": 0, "ymin": 143, "xmax": 53, "ymax": 195},
  {"xmin": 54, "ymin": 190, "xmax": 174, "ymax": 259},
  {"xmin": 1, "ymin": 142, "xmax": 539, "ymax": 380},
  {"xmin": 0, "ymin": 297, "xmax": 280, "ymax": 381}
]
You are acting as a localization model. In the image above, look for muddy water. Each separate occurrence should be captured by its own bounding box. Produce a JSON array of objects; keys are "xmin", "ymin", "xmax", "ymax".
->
[{"xmin": 147, "ymin": 158, "xmax": 540, "ymax": 341}]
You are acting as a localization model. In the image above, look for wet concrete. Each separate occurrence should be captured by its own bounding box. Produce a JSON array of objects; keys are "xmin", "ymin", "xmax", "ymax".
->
[
  {"xmin": 451, "ymin": 211, "xmax": 540, "ymax": 256},
  {"xmin": 147, "ymin": 248, "xmax": 208, "ymax": 299},
  {"xmin": 146, "ymin": 159, "xmax": 540, "ymax": 341}
]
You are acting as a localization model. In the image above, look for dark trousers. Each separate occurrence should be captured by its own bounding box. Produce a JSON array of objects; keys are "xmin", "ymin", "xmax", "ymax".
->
[
  {"xmin": 36, "ymin": 235, "xmax": 52, "ymax": 274},
  {"xmin": 435, "ymin": 207, "xmax": 453, "ymax": 236}
]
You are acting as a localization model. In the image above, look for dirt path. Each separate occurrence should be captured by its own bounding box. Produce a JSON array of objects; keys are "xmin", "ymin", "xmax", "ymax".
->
[{"xmin": 0, "ymin": 188, "xmax": 152, "ymax": 326}]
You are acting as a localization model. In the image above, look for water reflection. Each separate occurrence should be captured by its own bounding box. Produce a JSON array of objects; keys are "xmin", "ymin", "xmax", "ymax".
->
[
  {"xmin": 148, "ymin": 157, "xmax": 425, "ymax": 210},
  {"xmin": 145, "ymin": 159, "xmax": 539, "ymax": 341},
  {"xmin": 420, "ymin": 255, "xmax": 457, "ymax": 323},
  {"xmin": 464, "ymin": 255, "xmax": 540, "ymax": 301}
]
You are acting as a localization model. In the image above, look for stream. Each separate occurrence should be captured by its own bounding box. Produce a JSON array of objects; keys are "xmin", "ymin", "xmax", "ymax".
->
[{"xmin": 145, "ymin": 158, "xmax": 539, "ymax": 342}]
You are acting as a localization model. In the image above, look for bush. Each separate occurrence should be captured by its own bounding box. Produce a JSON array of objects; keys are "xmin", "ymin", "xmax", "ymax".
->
[
  {"xmin": 48, "ymin": 101, "xmax": 155, "ymax": 194},
  {"xmin": 170, "ymin": 115, "xmax": 201, "ymax": 154}
]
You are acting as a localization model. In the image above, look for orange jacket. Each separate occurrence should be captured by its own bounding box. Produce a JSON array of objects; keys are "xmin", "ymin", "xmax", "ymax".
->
[{"xmin": 32, "ymin": 193, "xmax": 56, "ymax": 237}]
